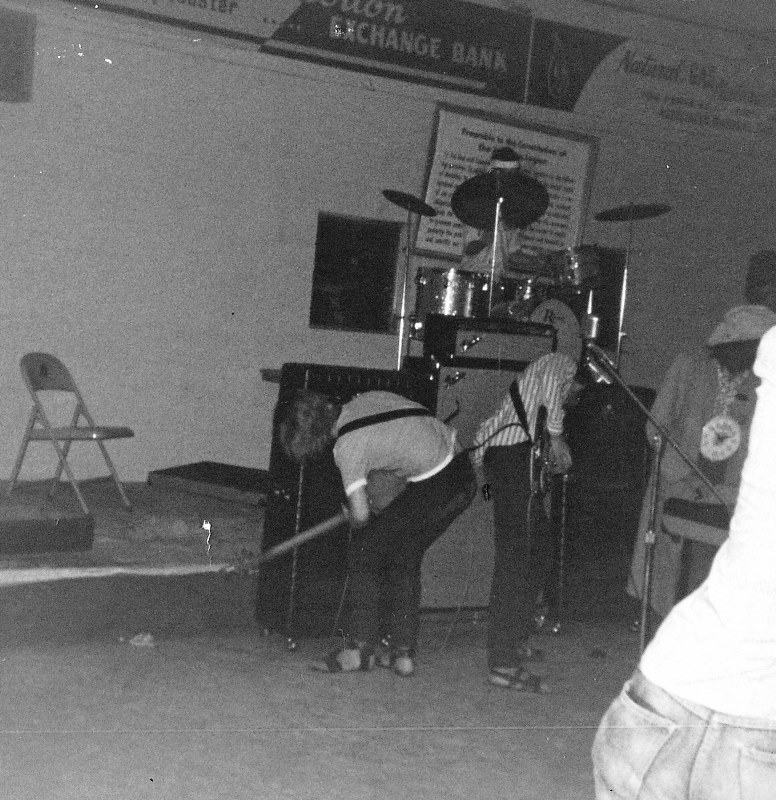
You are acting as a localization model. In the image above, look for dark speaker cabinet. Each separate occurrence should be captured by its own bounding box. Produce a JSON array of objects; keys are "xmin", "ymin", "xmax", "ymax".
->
[
  {"xmin": 255, "ymin": 363, "xmax": 438, "ymax": 640},
  {"xmin": 561, "ymin": 382, "xmax": 656, "ymax": 620}
]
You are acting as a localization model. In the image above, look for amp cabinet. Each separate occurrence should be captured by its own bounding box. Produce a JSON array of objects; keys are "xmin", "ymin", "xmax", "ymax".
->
[
  {"xmin": 418, "ymin": 318, "xmax": 555, "ymax": 608},
  {"xmin": 421, "ymin": 363, "xmax": 525, "ymax": 609}
]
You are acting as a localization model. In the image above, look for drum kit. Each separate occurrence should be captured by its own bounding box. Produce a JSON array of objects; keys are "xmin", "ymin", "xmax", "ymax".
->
[{"xmin": 383, "ymin": 167, "xmax": 671, "ymax": 366}]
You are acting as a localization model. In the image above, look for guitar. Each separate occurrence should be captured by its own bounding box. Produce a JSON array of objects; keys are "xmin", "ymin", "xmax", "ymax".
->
[{"xmin": 530, "ymin": 405, "xmax": 553, "ymax": 497}]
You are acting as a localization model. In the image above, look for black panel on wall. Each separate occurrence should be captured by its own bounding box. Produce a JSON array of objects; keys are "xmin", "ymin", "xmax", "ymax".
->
[
  {"xmin": 309, "ymin": 213, "xmax": 403, "ymax": 334},
  {"xmin": 256, "ymin": 363, "xmax": 438, "ymax": 640}
]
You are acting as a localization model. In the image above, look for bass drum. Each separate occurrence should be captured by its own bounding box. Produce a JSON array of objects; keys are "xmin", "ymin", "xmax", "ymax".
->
[{"xmin": 530, "ymin": 298, "xmax": 583, "ymax": 363}]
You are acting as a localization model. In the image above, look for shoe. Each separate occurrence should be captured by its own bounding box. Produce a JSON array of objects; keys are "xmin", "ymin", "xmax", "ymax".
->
[
  {"xmin": 488, "ymin": 667, "xmax": 548, "ymax": 693},
  {"xmin": 376, "ymin": 645, "xmax": 415, "ymax": 677},
  {"xmin": 392, "ymin": 651, "xmax": 415, "ymax": 677},
  {"xmin": 312, "ymin": 643, "xmax": 375, "ymax": 673}
]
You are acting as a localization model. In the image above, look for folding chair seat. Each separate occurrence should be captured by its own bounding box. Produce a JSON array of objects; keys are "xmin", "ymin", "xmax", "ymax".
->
[{"xmin": 7, "ymin": 352, "xmax": 135, "ymax": 515}]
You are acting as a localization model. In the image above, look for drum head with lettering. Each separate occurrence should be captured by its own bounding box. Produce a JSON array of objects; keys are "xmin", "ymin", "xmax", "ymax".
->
[{"xmin": 530, "ymin": 299, "xmax": 583, "ymax": 362}]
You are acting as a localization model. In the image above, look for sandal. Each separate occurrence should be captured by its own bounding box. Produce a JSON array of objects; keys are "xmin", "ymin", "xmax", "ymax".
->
[
  {"xmin": 312, "ymin": 644, "xmax": 375, "ymax": 673},
  {"xmin": 376, "ymin": 645, "xmax": 415, "ymax": 677},
  {"xmin": 488, "ymin": 667, "xmax": 549, "ymax": 694}
]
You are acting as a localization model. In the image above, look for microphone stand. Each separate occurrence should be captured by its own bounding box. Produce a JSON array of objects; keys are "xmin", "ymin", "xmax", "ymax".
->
[{"xmin": 585, "ymin": 343, "xmax": 733, "ymax": 652}]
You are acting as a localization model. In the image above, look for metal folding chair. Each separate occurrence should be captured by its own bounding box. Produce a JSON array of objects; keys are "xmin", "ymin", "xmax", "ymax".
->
[{"xmin": 7, "ymin": 352, "xmax": 135, "ymax": 515}]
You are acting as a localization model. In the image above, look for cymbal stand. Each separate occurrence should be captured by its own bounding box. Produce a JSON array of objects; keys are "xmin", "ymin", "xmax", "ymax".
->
[
  {"xmin": 487, "ymin": 197, "xmax": 504, "ymax": 315},
  {"xmin": 615, "ymin": 210, "xmax": 635, "ymax": 369},
  {"xmin": 395, "ymin": 210, "xmax": 415, "ymax": 370}
]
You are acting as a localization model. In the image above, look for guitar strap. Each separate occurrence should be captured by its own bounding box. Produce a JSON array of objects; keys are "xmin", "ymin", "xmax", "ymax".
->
[
  {"xmin": 335, "ymin": 407, "xmax": 433, "ymax": 440},
  {"xmin": 508, "ymin": 379, "xmax": 533, "ymax": 445}
]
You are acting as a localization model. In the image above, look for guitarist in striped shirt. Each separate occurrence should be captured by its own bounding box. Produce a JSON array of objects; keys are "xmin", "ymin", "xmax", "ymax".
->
[{"xmin": 472, "ymin": 351, "xmax": 581, "ymax": 692}]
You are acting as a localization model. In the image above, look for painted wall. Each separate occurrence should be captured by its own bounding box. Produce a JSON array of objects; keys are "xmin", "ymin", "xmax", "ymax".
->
[{"xmin": 1, "ymin": 0, "xmax": 774, "ymax": 482}]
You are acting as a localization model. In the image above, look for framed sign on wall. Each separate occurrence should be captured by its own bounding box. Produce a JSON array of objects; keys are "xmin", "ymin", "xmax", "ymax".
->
[{"xmin": 415, "ymin": 107, "xmax": 598, "ymax": 262}]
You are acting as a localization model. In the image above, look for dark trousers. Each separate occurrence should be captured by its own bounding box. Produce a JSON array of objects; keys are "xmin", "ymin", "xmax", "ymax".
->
[
  {"xmin": 347, "ymin": 451, "xmax": 476, "ymax": 653},
  {"xmin": 484, "ymin": 444, "xmax": 554, "ymax": 670}
]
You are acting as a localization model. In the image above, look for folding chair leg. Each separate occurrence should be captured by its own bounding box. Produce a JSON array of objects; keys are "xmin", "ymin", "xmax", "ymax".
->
[
  {"xmin": 7, "ymin": 408, "xmax": 37, "ymax": 497},
  {"xmin": 45, "ymin": 438, "xmax": 90, "ymax": 516},
  {"xmin": 7, "ymin": 439, "xmax": 30, "ymax": 497},
  {"xmin": 51, "ymin": 438, "xmax": 73, "ymax": 485},
  {"xmin": 97, "ymin": 440, "xmax": 132, "ymax": 509}
]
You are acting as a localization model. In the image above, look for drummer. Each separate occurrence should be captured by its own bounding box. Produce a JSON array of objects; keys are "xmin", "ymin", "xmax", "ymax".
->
[{"xmin": 459, "ymin": 147, "xmax": 547, "ymax": 280}]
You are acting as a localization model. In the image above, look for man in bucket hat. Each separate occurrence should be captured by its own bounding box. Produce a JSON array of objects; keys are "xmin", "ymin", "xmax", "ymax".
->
[{"xmin": 628, "ymin": 302, "xmax": 776, "ymax": 620}]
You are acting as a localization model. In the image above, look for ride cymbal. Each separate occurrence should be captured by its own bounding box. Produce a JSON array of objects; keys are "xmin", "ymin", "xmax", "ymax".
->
[
  {"xmin": 594, "ymin": 202, "xmax": 671, "ymax": 222},
  {"xmin": 382, "ymin": 190, "xmax": 437, "ymax": 217},
  {"xmin": 451, "ymin": 169, "xmax": 550, "ymax": 230}
]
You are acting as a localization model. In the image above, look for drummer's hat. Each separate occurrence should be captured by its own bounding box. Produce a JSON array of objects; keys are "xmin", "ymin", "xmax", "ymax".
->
[{"xmin": 489, "ymin": 147, "xmax": 520, "ymax": 171}]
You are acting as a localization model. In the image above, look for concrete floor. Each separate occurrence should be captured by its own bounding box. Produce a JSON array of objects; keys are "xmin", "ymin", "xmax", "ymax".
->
[
  {"xmin": 0, "ymin": 479, "xmax": 641, "ymax": 799},
  {"xmin": 0, "ymin": 620, "xmax": 637, "ymax": 800}
]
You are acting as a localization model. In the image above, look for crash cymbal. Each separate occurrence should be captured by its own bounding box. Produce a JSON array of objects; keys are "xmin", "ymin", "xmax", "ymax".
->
[
  {"xmin": 382, "ymin": 189, "xmax": 437, "ymax": 217},
  {"xmin": 451, "ymin": 170, "xmax": 550, "ymax": 230},
  {"xmin": 594, "ymin": 202, "xmax": 671, "ymax": 222}
]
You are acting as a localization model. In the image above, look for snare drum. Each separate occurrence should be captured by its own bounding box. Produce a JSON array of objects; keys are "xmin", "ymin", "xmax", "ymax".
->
[{"xmin": 547, "ymin": 246, "xmax": 601, "ymax": 290}]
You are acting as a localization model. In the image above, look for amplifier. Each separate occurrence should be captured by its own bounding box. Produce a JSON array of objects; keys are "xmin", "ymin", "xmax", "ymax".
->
[{"xmin": 423, "ymin": 314, "xmax": 555, "ymax": 369}]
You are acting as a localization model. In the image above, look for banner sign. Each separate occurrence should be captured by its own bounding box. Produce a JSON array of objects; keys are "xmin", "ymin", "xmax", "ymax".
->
[
  {"xmin": 0, "ymin": 7, "xmax": 36, "ymax": 102},
  {"xmin": 415, "ymin": 107, "xmax": 597, "ymax": 261},
  {"xmin": 527, "ymin": 19, "xmax": 624, "ymax": 112},
  {"xmin": 573, "ymin": 37, "xmax": 776, "ymax": 136},
  {"xmin": 263, "ymin": 0, "xmax": 532, "ymax": 101},
  {"xmin": 89, "ymin": 0, "xmax": 295, "ymax": 41},
  {"xmin": 71, "ymin": 1, "xmax": 776, "ymax": 136}
]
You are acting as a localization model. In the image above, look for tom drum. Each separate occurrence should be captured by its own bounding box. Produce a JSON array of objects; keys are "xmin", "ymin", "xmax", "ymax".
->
[
  {"xmin": 415, "ymin": 268, "xmax": 519, "ymax": 320},
  {"xmin": 547, "ymin": 246, "xmax": 601, "ymax": 291}
]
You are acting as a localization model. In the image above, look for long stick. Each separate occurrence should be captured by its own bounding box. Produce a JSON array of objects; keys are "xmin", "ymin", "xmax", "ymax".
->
[{"xmin": 243, "ymin": 511, "xmax": 348, "ymax": 571}]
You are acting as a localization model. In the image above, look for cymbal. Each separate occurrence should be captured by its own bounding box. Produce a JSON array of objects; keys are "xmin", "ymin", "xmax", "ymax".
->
[
  {"xmin": 451, "ymin": 169, "xmax": 550, "ymax": 230},
  {"xmin": 594, "ymin": 202, "xmax": 671, "ymax": 222},
  {"xmin": 382, "ymin": 189, "xmax": 437, "ymax": 217}
]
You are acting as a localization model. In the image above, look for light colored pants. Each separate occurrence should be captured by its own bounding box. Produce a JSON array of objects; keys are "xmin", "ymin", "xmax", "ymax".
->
[{"xmin": 592, "ymin": 670, "xmax": 776, "ymax": 800}]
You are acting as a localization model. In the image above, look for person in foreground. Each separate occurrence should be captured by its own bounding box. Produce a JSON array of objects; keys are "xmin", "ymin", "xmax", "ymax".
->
[
  {"xmin": 471, "ymin": 350, "xmax": 580, "ymax": 692},
  {"xmin": 592, "ymin": 324, "xmax": 776, "ymax": 799},
  {"xmin": 275, "ymin": 389, "xmax": 476, "ymax": 677}
]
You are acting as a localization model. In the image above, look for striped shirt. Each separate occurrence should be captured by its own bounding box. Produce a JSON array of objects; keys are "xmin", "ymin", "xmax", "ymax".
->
[{"xmin": 471, "ymin": 352, "xmax": 577, "ymax": 466}]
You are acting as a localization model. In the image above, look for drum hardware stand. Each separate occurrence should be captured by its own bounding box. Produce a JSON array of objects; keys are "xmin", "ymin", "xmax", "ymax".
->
[
  {"xmin": 548, "ymin": 471, "xmax": 570, "ymax": 634},
  {"xmin": 487, "ymin": 196, "xmax": 504, "ymax": 315},
  {"xmin": 616, "ymin": 212, "xmax": 635, "ymax": 369},
  {"xmin": 382, "ymin": 190, "xmax": 437, "ymax": 370},
  {"xmin": 593, "ymin": 202, "xmax": 672, "ymax": 369},
  {"xmin": 585, "ymin": 343, "xmax": 732, "ymax": 652},
  {"xmin": 395, "ymin": 223, "xmax": 413, "ymax": 370}
]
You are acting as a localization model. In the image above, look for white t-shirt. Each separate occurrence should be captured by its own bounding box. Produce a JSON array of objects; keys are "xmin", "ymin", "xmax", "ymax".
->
[{"xmin": 333, "ymin": 391, "xmax": 456, "ymax": 497}]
